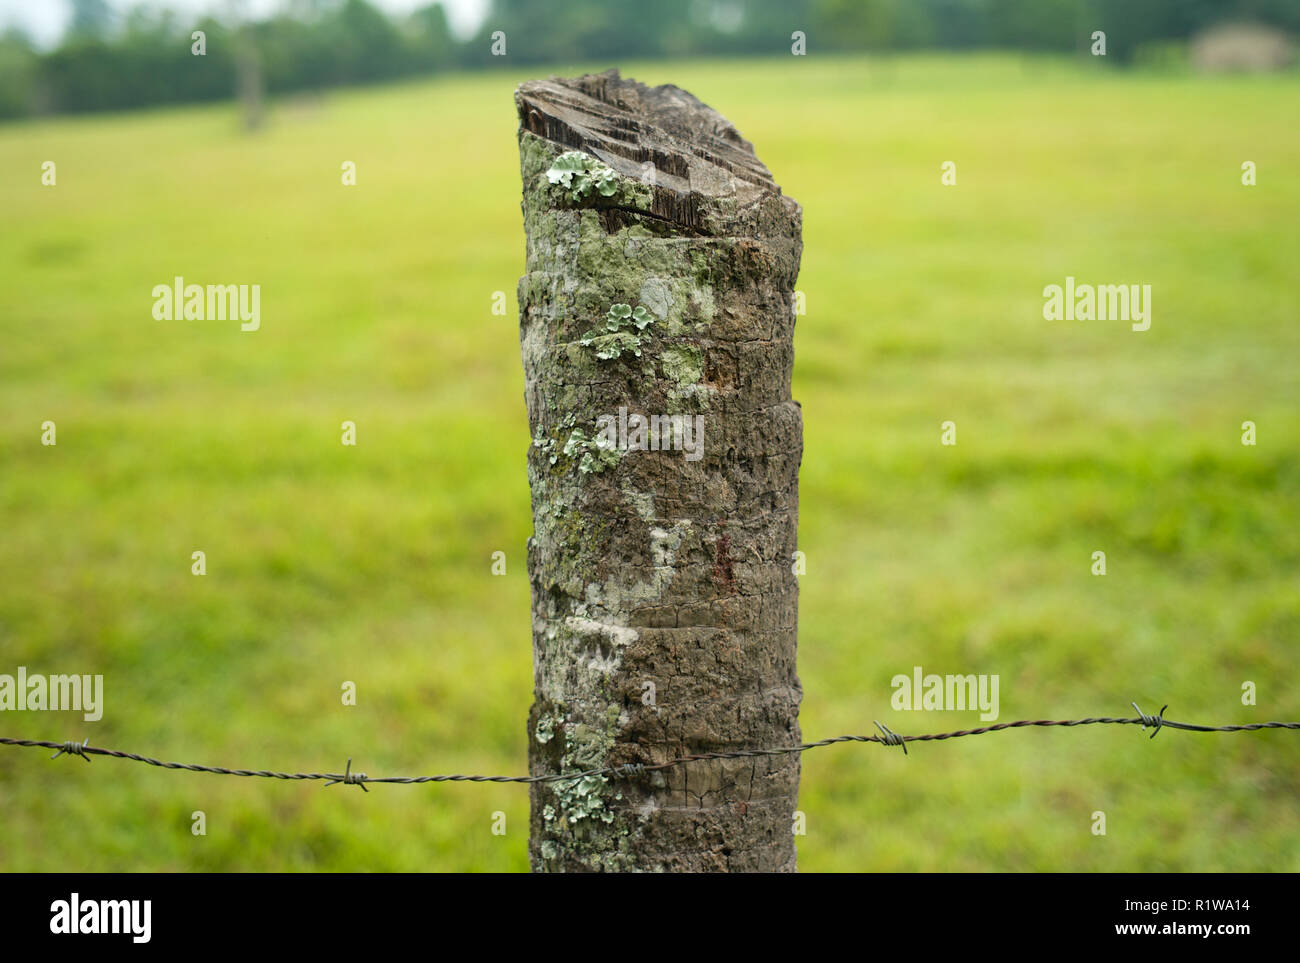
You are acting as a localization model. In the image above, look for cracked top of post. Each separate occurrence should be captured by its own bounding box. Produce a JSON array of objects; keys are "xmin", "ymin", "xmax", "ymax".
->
[{"xmin": 515, "ymin": 68, "xmax": 786, "ymax": 211}]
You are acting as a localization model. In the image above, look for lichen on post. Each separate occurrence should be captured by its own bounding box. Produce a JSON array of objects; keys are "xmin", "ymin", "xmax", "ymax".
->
[{"xmin": 516, "ymin": 69, "xmax": 803, "ymax": 872}]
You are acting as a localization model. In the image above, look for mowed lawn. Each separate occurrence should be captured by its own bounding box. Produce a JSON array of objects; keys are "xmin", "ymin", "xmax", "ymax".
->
[{"xmin": 1, "ymin": 54, "xmax": 1297, "ymax": 871}]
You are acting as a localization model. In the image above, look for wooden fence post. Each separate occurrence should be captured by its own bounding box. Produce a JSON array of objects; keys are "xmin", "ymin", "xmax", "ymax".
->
[{"xmin": 516, "ymin": 70, "xmax": 803, "ymax": 872}]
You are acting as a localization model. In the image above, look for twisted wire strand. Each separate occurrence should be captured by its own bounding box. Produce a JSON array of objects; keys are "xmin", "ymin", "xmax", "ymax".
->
[{"xmin": 3, "ymin": 704, "xmax": 1297, "ymax": 790}]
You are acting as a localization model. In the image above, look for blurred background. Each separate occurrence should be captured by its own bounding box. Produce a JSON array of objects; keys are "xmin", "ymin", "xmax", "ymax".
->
[
  {"xmin": 4, "ymin": 0, "xmax": 1300, "ymax": 120},
  {"xmin": 0, "ymin": 0, "xmax": 1297, "ymax": 871}
]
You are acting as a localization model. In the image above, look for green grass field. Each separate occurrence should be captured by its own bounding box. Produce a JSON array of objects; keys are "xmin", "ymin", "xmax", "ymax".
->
[{"xmin": 1, "ymin": 53, "xmax": 1297, "ymax": 871}]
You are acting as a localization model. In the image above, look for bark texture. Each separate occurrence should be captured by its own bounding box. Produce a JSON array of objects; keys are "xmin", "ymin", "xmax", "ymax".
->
[{"xmin": 517, "ymin": 69, "xmax": 802, "ymax": 872}]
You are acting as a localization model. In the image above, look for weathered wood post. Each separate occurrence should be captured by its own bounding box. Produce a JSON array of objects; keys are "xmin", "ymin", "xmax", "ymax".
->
[{"xmin": 517, "ymin": 70, "xmax": 803, "ymax": 872}]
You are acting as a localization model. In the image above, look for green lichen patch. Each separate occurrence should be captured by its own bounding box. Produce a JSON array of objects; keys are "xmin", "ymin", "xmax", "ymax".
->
[
  {"xmin": 660, "ymin": 344, "xmax": 703, "ymax": 385},
  {"xmin": 534, "ymin": 412, "xmax": 621, "ymax": 475},
  {"xmin": 535, "ymin": 715, "xmax": 557, "ymax": 744},
  {"xmin": 546, "ymin": 150, "xmax": 620, "ymax": 202},
  {"xmin": 532, "ymin": 695, "xmax": 641, "ymax": 870},
  {"xmin": 579, "ymin": 302, "xmax": 655, "ymax": 361},
  {"xmin": 531, "ymin": 420, "xmax": 563, "ymax": 466},
  {"xmin": 551, "ymin": 703, "xmax": 623, "ymax": 824},
  {"xmin": 563, "ymin": 426, "xmax": 623, "ymax": 475}
]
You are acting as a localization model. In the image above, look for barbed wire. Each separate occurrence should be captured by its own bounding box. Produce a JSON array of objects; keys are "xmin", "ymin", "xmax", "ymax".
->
[{"xmin": 2, "ymin": 703, "xmax": 1297, "ymax": 790}]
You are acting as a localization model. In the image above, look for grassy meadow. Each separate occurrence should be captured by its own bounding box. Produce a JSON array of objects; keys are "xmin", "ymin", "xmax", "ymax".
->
[{"xmin": 1, "ymin": 53, "xmax": 1297, "ymax": 871}]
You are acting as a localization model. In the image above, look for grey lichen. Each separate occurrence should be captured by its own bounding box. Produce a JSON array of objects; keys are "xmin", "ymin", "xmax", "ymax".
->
[
  {"xmin": 535, "ymin": 715, "xmax": 556, "ymax": 744},
  {"xmin": 562, "ymin": 427, "xmax": 623, "ymax": 475},
  {"xmin": 532, "ymin": 423, "xmax": 561, "ymax": 466},
  {"xmin": 534, "ymin": 412, "xmax": 622, "ymax": 475},
  {"xmin": 579, "ymin": 302, "xmax": 655, "ymax": 361},
  {"xmin": 546, "ymin": 150, "xmax": 620, "ymax": 202},
  {"xmin": 551, "ymin": 704, "xmax": 623, "ymax": 826},
  {"xmin": 530, "ymin": 626, "xmax": 642, "ymax": 870},
  {"xmin": 559, "ymin": 773, "xmax": 614, "ymax": 825}
]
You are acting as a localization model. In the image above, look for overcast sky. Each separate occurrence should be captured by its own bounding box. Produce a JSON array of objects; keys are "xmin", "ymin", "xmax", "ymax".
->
[{"xmin": 0, "ymin": 0, "xmax": 489, "ymax": 48}]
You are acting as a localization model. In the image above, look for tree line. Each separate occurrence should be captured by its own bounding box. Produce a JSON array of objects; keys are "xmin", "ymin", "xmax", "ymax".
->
[{"xmin": 0, "ymin": 0, "xmax": 1295, "ymax": 121}]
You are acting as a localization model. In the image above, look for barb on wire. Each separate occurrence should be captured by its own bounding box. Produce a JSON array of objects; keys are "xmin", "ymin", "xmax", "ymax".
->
[
  {"xmin": 51, "ymin": 738, "xmax": 91, "ymax": 762},
  {"xmin": 2, "ymin": 702, "xmax": 1297, "ymax": 791},
  {"xmin": 874, "ymin": 720, "xmax": 907, "ymax": 754},
  {"xmin": 325, "ymin": 758, "xmax": 368, "ymax": 791},
  {"xmin": 1132, "ymin": 701, "xmax": 1167, "ymax": 739}
]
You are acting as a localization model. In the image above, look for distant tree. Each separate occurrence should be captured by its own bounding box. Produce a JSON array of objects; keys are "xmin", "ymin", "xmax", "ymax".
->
[
  {"xmin": 471, "ymin": 0, "xmax": 699, "ymax": 65},
  {"xmin": 1237, "ymin": 0, "xmax": 1300, "ymax": 30},
  {"xmin": 1088, "ymin": 0, "xmax": 1300, "ymax": 62},
  {"xmin": 406, "ymin": 3, "xmax": 456, "ymax": 70},
  {"xmin": 697, "ymin": 0, "xmax": 815, "ymax": 56},
  {"xmin": 225, "ymin": 0, "xmax": 265, "ymax": 130},
  {"xmin": 13, "ymin": 0, "xmax": 1298, "ymax": 125},
  {"xmin": 331, "ymin": 0, "xmax": 405, "ymax": 82},
  {"xmin": 0, "ymin": 29, "xmax": 37, "ymax": 118},
  {"xmin": 814, "ymin": 0, "xmax": 929, "ymax": 51},
  {"xmin": 67, "ymin": 0, "xmax": 114, "ymax": 41},
  {"xmin": 254, "ymin": 14, "xmax": 334, "ymax": 92},
  {"xmin": 923, "ymin": 0, "xmax": 992, "ymax": 50},
  {"xmin": 235, "ymin": 28, "xmax": 264, "ymax": 129},
  {"xmin": 987, "ymin": 0, "xmax": 1087, "ymax": 52}
]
